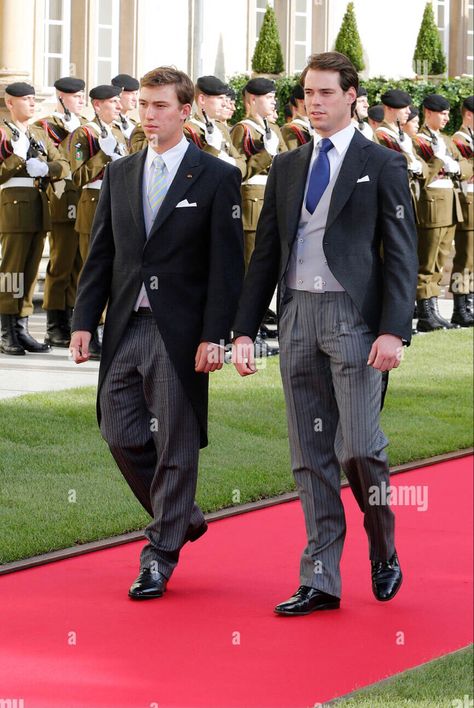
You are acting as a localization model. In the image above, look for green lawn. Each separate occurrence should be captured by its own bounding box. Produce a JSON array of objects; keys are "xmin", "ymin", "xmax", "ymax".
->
[
  {"xmin": 0, "ymin": 328, "xmax": 472, "ymax": 563},
  {"xmin": 330, "ymin": 645, "xmax": 473, "ymax": 707}
]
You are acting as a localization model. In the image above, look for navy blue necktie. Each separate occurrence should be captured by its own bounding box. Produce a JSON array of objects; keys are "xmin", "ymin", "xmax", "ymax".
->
[{"xmin": 305, "ymin": 138, "xmax": 334, "ymax": 214}]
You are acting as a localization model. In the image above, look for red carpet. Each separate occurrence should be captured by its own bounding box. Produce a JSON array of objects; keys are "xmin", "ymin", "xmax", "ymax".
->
[{"xmin": 0, "ymin": 457, "xmax": 472, "ymax": 708}]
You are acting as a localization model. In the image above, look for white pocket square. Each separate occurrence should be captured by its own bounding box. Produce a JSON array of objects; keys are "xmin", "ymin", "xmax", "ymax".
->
[
  {"xmin": 356, "ymin": 175, "xmax": 370, "ymax": 183},
  {"xmin": 176, "ymin": 199, "xmax": 197, "ymax": 208}
]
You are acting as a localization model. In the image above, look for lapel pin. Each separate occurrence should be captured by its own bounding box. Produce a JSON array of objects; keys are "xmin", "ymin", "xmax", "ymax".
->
[{"xmin": 186, "ymin": 173, "xmax": 193, "ymax": 179}]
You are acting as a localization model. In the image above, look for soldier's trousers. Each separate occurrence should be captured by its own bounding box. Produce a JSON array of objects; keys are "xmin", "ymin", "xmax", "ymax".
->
[
  {"xmin": 416, "ymin": 224, "xmax": 456, "ymax": 299},
  {"xmin": 0, "ymin": 230, "xmax": 46, "ymax": 316},
  {"xmin": 449, "ymin": 228, "xmax": 473, "ymax": 295},
  {"xmin": 79, "ymin": 231, "xmax": 91, "ymax": 263},
  {"xmin": 43, "ymin": 221, "xmax": 82, "ymax": 310}
]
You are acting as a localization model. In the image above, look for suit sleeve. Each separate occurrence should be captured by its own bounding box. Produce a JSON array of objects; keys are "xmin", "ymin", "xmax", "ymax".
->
[
  {"xmin": 199, "ymin": 165, "xmax": 245, "ymax": 345},
  {"xmin": 377, "ymin": 152, "xmax": 418, "ymax": 342},
  {"xmin": 71, "ymin": 166, "xmax": 115, "ymax": 334},
  {"xmin": 232, "ymin": 157, "xmax": 282, "ymax": 340}
]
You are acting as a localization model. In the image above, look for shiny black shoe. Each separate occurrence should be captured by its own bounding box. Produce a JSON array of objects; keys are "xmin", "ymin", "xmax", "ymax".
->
[
  {"xmin": 128, "ymin": 568, "xmax": 168, "ymax": 600},
  {"xmin": 184, "ymin": 521, "xmax": 208, "ymax": 544},
  {"xmin": 274, "ymin": 586, "xmax": 340, "ymax": 616},
  {"xmin": 371, "ymin": 551, "xmax": 403, "ymax": 601}
]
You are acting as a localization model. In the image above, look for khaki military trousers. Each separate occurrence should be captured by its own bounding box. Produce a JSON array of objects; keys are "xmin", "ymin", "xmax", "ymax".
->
[
  {"xmin": 449, "ymin": 228, "xmax": 473, "ymax": 295},
  {"xmin": 416, "ymin": 224, "xmax": 456, "ymax": 299},
  {"xmin": 0, "ymin": 231, "xmax": 46, "ymax": 316},
  {"xmin": 242, "ymin": 183, "xmax": 265, "ymax": 271},
  {"xmin": 43, "ymin": 221, "xmax": 82, "ymax": 310}
]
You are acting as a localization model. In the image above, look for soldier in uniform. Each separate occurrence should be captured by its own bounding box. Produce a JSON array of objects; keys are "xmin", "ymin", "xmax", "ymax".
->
[
  {"xmin": 367, "ymin": 104, "xmax": 384, "ymax": 136},
  {"xmin": 352, "ymin": 86, "xmax": 374, "ymax": 140},
  {"xmin": 34, "ymin": 76, "xmax": 87, "ymax": 347},
  {"xmin": 412, "ymin": 94, "xmax": 470, "ymax": 331},
  {"xmin": 0, "ymin": 82, "xmax": 69, "ymax": 355},
  {"xmin": 449, "ymin": 95, "xmax": 473, "ymax": 326},
  {"xmin": 111, "ymin": 73, "xmax": 139, "ymax": 145},
  {"xmin": 69, "ymin": 84, "xmax": 128, "ymax": 357},
  {"xmin": 129, "ymin": 123, "xmax": 147, "ymax": 153},
  {"xmin": 221, "ymin": 87, "xmax": 237, "ymax": 127},
  {"xmin": 183, "ymin": 75, "xmax": 245, "ymax": 176},
  {"xmin": 281, "ymin": 84, "xmax": 312, "ymax": 150},
  {"xmin": 230, "ymin": 77, "xmax": 287, "ymax": 269}
]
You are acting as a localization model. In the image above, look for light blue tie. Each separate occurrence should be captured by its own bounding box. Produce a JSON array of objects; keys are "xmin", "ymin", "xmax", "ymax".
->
[
  {"xmin": 147, "ymin": 154, "xmax": 168, "ymax": 217},
  {"xmin": 305, "ymin": 138, "xmax": 334, "ymax": 214}
]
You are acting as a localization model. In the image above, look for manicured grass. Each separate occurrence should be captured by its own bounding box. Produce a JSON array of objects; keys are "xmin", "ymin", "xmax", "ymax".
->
[
  {"xmin": 0, "ymin": 329, "xmax": 472, "ymax": 563},
  {"xmin": 330, "ymin": 645, "xmax": 473, "ymax": 707}
]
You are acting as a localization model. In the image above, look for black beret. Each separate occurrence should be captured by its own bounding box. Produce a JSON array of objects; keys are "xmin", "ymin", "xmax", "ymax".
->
[
  {"xmin": 368, "ymin": 104, "xmax": 385, "ymax": 122},
  {"xmin": 111, "ymin": 74, "xmax": 139, "ymax": 91},
  {"xmin": 292, "ymin": 84, "xmax": 305, "ymax": 100},
  {"xmin": 381, "ymin": 89, "xmax": 412, "ymax": 108},
  {"xmin": 196, "ymin": 75, "xmax": 228, "ymax": 96},
  {"xmin": 422, "ymin": 93, "xmax": 450, "ymax": 111},
  {"xmin": 463, "ymin": 95, "xmax": 474, "ymax": 112},
  {"xmin": 357, "ymin": 86, "xmax": 368, "ymax": 98},
  {"xmin": 54, "ymin": 77, "xmax": 85, "ymax": 93},
  {"xmin": 226, "ymin": 87, "xmax": 236, "ymax": 101},
  {"xmin": 5, "ymin": 82, "xmax": 35, "ymax": 97},
  {"xmin": 244, "ymin": 77, "xmax": 276, "ymax": 95},
  {"xmin": 407, "ymin": 105, "xmax": 419, "ymax": 122},
  {"xmin": 89, "ymin": 84, "xmax": 121, "ymax": 100}
]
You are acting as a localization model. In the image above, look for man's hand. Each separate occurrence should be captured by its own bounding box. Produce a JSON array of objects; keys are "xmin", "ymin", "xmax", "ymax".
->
[
  {"xmin": 70, "ymin": 330, "xmax": 92, "ymax": 363},
  {"xmin": 263, "ymin": 129, "xmax": 279, "ymax": 157},
  {"xmin": 11, "ymin": 130, "xmax": 29, "ymax": 160},
  {"xmin": 195, "ymin": 341, "xmax": 225, "ymax": 373},
  {"xmin": 62, "ymin": 113, "xmax": 81, "ymax": 133},
  {"xmin": 204, "ymin": 124, "xmax": 223, "ymax": 150},
  {"xmin": 98, "ymin": 131, "xmax": 118, "ymax": 157},
  {"xmin": 26, "ymin": 157, "xmax": 49, "ymax": 177},
  {"xmin": 367, "ymin": 334, "xmax": 403, "ymax": 372},
  {"xmin": 232, "ymin": 336, "xmax": 257, "ymax": 376}
]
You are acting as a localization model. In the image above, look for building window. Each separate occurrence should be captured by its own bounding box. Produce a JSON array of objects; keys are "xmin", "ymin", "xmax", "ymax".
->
[
  {"xmin": 95, "ymin": 0, "xmax": 120, "ymax": 85},
  {"xmin": 293, "ymin": 0, "xmax": 312, "ymax": 72},
  {"xmin": 467, "ymin": 0, "xmax": 473, "ymax": 74},
  {"xmin": 256, "ymin": 0, "xmax": 274, "ymax": 40},
  {"xmin": 433, "ymin": 0, "xmax": 450, "ymax": 59},
  {"xmin": 44, "ymin": 0, "xmax": 71, "ymax": 88}
]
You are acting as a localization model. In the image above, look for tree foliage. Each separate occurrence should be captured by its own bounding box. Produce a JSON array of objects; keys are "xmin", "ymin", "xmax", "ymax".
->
[
  {"xmin": 334, "ymin": 2, "xmax": 365, "ymax": 72},
  {"xmin": 251, "ymin": 5, "xmax": 284, "ymax": 75},
  {"xmin": 413, "ymin": 2, "xmax": 447, "ymax": 75}
]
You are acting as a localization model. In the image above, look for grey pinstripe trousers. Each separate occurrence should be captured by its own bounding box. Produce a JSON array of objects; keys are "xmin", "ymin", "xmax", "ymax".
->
[
  {"xmin": 279, "ymin": 290, "xmax": 395, "ymax": 598},
  {"xmin": 99, "ymin": 312, "xmax": 204, "ymax": 578}
]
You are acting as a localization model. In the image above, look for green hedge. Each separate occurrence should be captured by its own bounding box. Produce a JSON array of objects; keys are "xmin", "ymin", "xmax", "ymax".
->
[{"xmin": 228, "ymin": 74, "xmax": 472, "ymax": 134}]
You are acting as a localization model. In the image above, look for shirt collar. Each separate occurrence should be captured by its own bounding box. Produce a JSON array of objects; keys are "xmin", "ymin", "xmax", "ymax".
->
[
  {"xmin": 313, "ymin": 123, "xmax": 355, "ymax": 156},
  {"xmin": 146, "ymin": 134, "xmax": 189, "ymax": 173}
]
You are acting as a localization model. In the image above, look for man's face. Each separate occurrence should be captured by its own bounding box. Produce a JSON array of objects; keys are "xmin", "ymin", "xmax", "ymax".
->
[
  {"xmin": 139, "ymin": 84, "xmax": 191, "ymax": 150},
  {"xmin": 356, "ymin": 95, "xmax": 369, "ymax": 119},
  {"xmin": 59, "ymin": 91, "xmax": 85, "ymax": 115},
  {"xmin": 403, "ymin": 116, "xmax": 419, "ymax": 137},
  {"xmin": 198, "ymin": 92, "xmax": 227, "ymax": 120},
  {"xmin": 464, "ymin": 109, "xmax": 474, "ymax": 130},
  {"xmin": 252, "ymin": 92, "xmax": 276, "ymax": 119},
  {"xmin": 304, "ymin": 69, "xmax": 356, "ymax": 136},
  {"xmin": 425, "ymin": 108, "xmax": 449, "ymax": 131},
  {"xmin": 120, "ymin": 90, "xmax": 138, "ymax": 112},
  {"xmin": 95, "ymin": 96, "xmax": 121, "ymax": 124},
  {"xmin": 395, "ymin": 106, "xmax": 411, "ymax": 125},
  {"xmin": 6, "ymin": 94, "xmax": 36, "ymax": 122}
]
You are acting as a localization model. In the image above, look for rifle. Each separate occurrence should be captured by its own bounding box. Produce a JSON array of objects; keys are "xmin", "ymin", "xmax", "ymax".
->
[
  {"xmin": 202, "ymin": 109, "xmax": 214, "ymax": 135},
  {"xmin": 58, "ymin": 95, "xmax": 71, "ymax": 121},
  {"xmin": 94, "ymin": 110, "xmax": 123, "ymax": 155},
  {"xmin": 355, "ymin": 109, "xmax": 365, "ymax": 131},
  {"xmin": 119, "ymin": 113, "xmax": 129, "ymax": 130},
  {"xmin": 4, "ymin": 119, "xmax": 46, "ymax": 159},
  {"xmin": 396, "ymin": 118, "xmax": 405, "ymax": 143},
  {"xmin": 263, "ymin": 117, "xmax": 272, "ymax": 140}
]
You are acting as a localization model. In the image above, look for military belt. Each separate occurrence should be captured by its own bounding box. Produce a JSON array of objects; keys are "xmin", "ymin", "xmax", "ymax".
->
[
  {"xmin": 1, "ymin": 177, "xmax": 35, "ymax": 189},
  {"xmin": 427, "ymin": 178, "xmax": 454, "ymax": 189},
  {"xmin": 243, "ymin": 175, "xmax": 268, "ymax": 186}
]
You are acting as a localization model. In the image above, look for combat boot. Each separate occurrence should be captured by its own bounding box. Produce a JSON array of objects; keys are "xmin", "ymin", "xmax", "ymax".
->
[
  {"xmin": 429, "ymin": 297, "xmax": 460, "ymax": 329},
  {"xmin": 416, "ymin": 299, "xmax": 445, "ymax": 332},
  {"xmin": 45, "ymin": 310, "xmax": 70, "ymax": 347},
  {"xmin": 451, "ymin": 294, "xmax": 474, "ymax": 327},
  {"xmin": 0, "ymin": 314, "xmax": 25, "ymax": 355},
  {"xmin": 15, "ymin": 316, "xmax": 51, "ymax": 352}
]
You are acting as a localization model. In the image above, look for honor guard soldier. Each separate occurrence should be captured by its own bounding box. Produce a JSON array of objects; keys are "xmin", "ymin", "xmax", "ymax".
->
[
  {"xmin": 368, "ymin": 104, "xmax": 384, "ymax": 137},
  {"xmin": 352, "ymin": 87, "xmax": 374, "ymax": 140},
  {"xmin": 221, "ymin": 87, "xmax": 237, "ymax": 126},
  {"xmin": 183, "ymin": 75, "xmax": 246, "ymax": 177},
  {"xmin": 281, "ymin": 84, "xmax": 312, "ymax": 150},
  {"xmin": 412, "ymin": 94, "xmax": 471, "ymax": 331},
  {"xmin": 34, "ymin": 76, "xmax": 87, "ymax": 347},
  {"xmin": 0, "ymin": 82, "xmax": 69, "ymax": 355},
  {"xmin": 69, "ymin": 84, "xmax": 128, "ymax": 357},
  {"xmin": 231, "ymin": 77, "xmax": 287, "ymax": 269},
  {"xmin": 111, "ymin": 73, "xmax": 139, "ymax": 144},
  {"xmin": 449, "ymin": 95, "xmax": 473, "ymax": 326}
]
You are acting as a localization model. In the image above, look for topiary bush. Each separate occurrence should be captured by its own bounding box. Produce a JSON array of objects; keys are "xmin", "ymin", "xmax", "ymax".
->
[
  {"xmin": 251, "ymin": 5, "xmax": 285, "ymax": 75},
  {"xmin": 334, "ymin": 2, "xmax": 365, "ymax": 72},
  {"xmin": 413, "ymin": 2, "xmax": 447, "ymax": 76}
]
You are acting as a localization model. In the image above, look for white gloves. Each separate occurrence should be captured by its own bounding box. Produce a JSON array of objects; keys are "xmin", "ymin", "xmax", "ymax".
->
[
  {"xmin": 11, "ymin": 130, "xmax": 30, "ymax": 160},
  {"xmin": 442, "ymin": 156, "xmax": 460, "ymax": 174},
  {"xmin": 432, "ymin": 138, "xmax": 447, "ymax": 158},
  {"xmin": 399, "ymin": 136, "xmax": 414, "ymax": 154},
  {"xmin": 62, "ymin": 113, "xmax": 81, "ymax": 133},
  {"xmin": 263, "ymin": 128, "xmax": 279, "ymax": 157},
  {"xmin": 204, "ymin": 123, "xmax": 223, "ymax": 150},
  {"xmin": 98, "ymin": 131, "xmax": 118, "ymax": 157},
  {"xmin": 410, "ymin": 158, "xmax": 423, "ymax": 175},
  {"xmin": 120, "ymin": 120, "xmax": 134, "ymax": 140},
  {"xmin": 26, "ymin": 157, "xmax": 49, "ymax": 177}
]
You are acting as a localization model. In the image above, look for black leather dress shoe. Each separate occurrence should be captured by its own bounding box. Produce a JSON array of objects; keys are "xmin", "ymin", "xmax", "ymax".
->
[
  {"xmin": 371, "ymin": 551, "xmax": 403, "ymax": 601},
  {"xmin": 128, "ymin": 568, "xmax": 168, "ymax": 600},
  {"xmin": 274, "ymin": 586, "xmax": 340, "ymax": 616},
  {"xmin": 184, "ymin": 521, "xmax": 208, "ymax": 544}
]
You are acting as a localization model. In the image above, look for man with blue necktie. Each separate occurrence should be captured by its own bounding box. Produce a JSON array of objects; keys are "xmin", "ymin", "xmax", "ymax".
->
[{"xmin": 232, "ymin": 52, "xmax": 418, "ymax": 615}]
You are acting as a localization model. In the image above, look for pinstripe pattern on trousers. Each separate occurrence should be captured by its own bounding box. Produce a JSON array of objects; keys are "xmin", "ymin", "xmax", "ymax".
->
[
  {"xmin": 99, "ymin": 312, "xmax": 203, "ymax": 579},
  {"xmin": 279, "ymin": 289, "xmax": 395, "ymax": 598}
]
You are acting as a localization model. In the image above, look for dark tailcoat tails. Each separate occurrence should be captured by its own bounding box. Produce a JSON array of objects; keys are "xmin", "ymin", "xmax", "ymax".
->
[{"xmin": 72, "ymin": 141, "xmax": 244, "ymax": 447}]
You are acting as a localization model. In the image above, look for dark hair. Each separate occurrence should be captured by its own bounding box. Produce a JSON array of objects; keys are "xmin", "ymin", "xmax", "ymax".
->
[
  {"xmin": 140, "ymin": 66, "xmax": 194, "ymax": 106},
  {"xmin": 300, "ymin": 51, "xmax": 359, "ymax": 116}
]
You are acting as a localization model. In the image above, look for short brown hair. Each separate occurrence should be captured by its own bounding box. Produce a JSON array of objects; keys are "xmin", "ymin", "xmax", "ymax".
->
[
  {"xmin": 140, "ymin": 66, "xmax": 194, "ymax": 106},
  {"xmin": 300, "ymin": 51, "xmax": 359, "ymax": 116}
]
